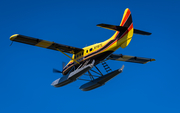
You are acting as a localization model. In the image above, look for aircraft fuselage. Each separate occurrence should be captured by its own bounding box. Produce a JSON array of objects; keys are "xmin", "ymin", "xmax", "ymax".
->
[{"xmin": 63, "ymin": 22, "xmax": 133, "ymax": 75}]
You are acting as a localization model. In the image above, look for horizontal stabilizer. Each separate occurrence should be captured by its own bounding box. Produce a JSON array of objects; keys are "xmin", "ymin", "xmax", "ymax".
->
[
  {"xmin": 134, "ymin": 29, "xmax": 151, "ymax": 35},
  {"xmin": 107, "ymin": 54, "xmax": 155, "ymax": 64},
  {"xmin": 97, "ymin": 23, "xmax": 151, "ymax": 35}
]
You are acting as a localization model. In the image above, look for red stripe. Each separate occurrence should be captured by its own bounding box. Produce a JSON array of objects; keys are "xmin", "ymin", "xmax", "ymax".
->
[
  {"xmin": 113, "ymin": 31, "xmax": 119, "ymax": 40},
  {"xmin": 128, "ymin": 23, "xmax": 133, "ymax": 31},
  {"xmin": 120, "ymin": 9, "xmax": 131, "ymax": 26}
]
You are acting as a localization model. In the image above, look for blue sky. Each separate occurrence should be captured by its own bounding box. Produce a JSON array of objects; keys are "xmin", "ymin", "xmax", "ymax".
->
[{"xmin": 1, "ymin": 0, "xmax": 180, "ymax": 113}]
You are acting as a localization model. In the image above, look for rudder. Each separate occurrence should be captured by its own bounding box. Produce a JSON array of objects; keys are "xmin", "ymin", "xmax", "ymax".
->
[{"xmin": 119, "ymin": 8, "xmax": 133, "ymax": 48}]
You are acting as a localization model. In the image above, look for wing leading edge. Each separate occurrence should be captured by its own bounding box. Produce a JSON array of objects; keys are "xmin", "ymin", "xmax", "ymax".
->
[
  {"xmin": 10, "ymin": 34, "xmax": 83, "ymax": 54},
  {"xmin": 107, "ymin": 54, "xmax": 155, "ymax": 64}
]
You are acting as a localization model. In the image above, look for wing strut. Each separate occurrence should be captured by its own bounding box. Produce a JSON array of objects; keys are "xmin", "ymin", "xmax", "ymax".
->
[{"xmin": 56, "ymin": 48, "xmax": 80, "ymax": 64}]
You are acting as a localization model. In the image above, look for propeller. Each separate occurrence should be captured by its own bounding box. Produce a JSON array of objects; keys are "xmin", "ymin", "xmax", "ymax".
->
[
  {"xmin": 53, "ymin": 62, "xmax": 66, "ymax": 73},
  {"xmin": 62, "ymin": 62, "xmax": 66, "ymax": 69},
  {"xmin": 53, "ymin": 68, "xmax": 62, "ymax": 73}
]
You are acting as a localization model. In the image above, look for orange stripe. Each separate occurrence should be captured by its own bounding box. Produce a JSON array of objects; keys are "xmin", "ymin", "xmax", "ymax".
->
[
  {"xmin": 113, "ymin": 31, "xmax": 119, "ymax": 40},
  {"xmin": 120, "ymin": 9, "xmax": 131, "ymax": 26}
]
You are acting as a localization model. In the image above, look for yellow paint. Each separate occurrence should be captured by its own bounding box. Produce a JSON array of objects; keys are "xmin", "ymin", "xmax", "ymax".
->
[
  {"xmin": 10, "ymin": 34, "xmax": 19, "ymax": 41},
  {"xmin": 35, "ymin": 40, "xmax": 53, "ymax": 48},
  {"xmin": 120, "ymin": 28, "xmax": 134, "ymax": 48},
  {"xmin": 83, "ymin": 42, "xmax": 103, "ymax": 55}
]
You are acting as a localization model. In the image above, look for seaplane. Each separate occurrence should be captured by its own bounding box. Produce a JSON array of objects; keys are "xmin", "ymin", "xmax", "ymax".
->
[{"xmin": 10, "ymin": 8, "xmax": 155, "ymax": 91}]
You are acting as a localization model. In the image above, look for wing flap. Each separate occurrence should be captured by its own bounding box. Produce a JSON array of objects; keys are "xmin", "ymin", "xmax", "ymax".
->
[
  {"xmin": 107, "ymin": 54, "xmax": 155, "ymax": 64},
  {"xmin": 10, "ymin": 34, "xmax": 83, "ymax": 54}
]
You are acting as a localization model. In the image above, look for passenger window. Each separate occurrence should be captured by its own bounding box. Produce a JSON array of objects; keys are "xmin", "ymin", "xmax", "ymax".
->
[
  {"xmin": 86, "ymin": 50, "xmax": 88, "ymax": 53},
  {"xmin": 90, "ymin": 48, "xmax": 92, "ymax": 51}
]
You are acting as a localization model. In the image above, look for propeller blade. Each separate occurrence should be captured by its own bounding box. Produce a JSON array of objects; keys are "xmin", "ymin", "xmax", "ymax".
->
[
  {"xmin": 53, "ymin": 68, "xmax": 62, "ymax": 73},
  {"xmin": 62, "ymin": 62, "xmax": 66, "ymax": 69}
]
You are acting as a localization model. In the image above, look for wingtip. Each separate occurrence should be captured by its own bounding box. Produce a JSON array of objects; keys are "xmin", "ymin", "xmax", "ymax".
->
[
  {"xmin": 10, "ymin": 34, "xmax": 19, "ymax": 41},
  {"xmin": 151, "ymin": 59, "xmax": 156, "ymax": 61}
]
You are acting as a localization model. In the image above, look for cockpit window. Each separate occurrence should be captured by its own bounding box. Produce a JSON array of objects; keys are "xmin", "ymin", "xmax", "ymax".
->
[{"xmin": 90, "ymin": 48, "xmax": 93, "ymax": 51}]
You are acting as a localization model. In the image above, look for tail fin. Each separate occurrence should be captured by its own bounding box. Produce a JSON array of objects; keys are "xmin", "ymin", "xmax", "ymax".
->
[{"xmin": 120, "ymin": 8, "xmax": 133, "ymax": 28}]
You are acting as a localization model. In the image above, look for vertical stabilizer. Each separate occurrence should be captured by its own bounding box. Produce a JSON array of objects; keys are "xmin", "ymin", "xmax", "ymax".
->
[{"xmin": 119, "ymin": 8, "xmax": 133, "ymax": 48}]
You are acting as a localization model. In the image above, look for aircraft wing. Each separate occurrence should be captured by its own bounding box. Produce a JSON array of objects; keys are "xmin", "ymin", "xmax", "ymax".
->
[
  {"xmin": 107, "ymin": 54, "xmax": 155, "ymax": 64},
  {"xmin": 10, "ymin": 34, "xmax": 83, "ymax": 54}
]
